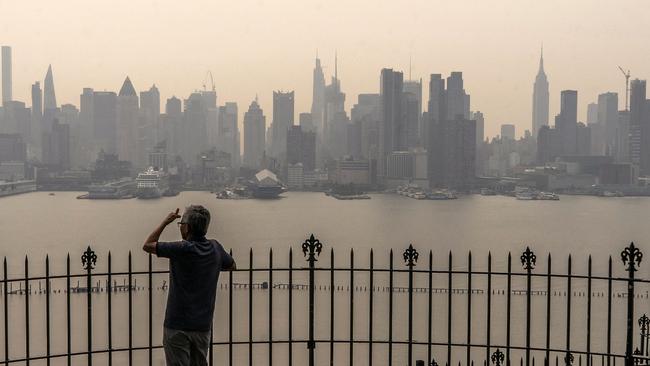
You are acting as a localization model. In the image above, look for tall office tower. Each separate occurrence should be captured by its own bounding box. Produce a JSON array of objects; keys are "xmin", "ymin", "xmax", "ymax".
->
[
  {"xmin": 286, "ymin": 125, "xmax": 316, "ymax": 172},
  {"xmin": 586, "ymin": 102, "xmax": 604, "ymax": 155},
  {"xmin": 403, "ymin": 78, "xmax": 422, "ymax": 147},
  {"xmin": 31, "ymin": 82, "xmax": 43, "ymax": 145},
  {"xmin": 629, "ymin": 79, "xmax": 649, "ymax": 173},
  {"xmin": 183, "ymin": 92, "xmax": 208, "ymax": 164},
  {"xmin": 587, "ymin": 103, "xmax": 598, "ymax": 124},
  {"xmin": 93, "ymin": 91, "xmax": 118, "ymax": 154},
  {"xmin": 501, "ymin": 124, "xmax": 516, "ymax": 140},
  {"xmin": 428, "ymin": 117, "xmax": 476, "ymax": 189},
  {"xmin": 140, "ymin": 85, "xmax": 161, "ymax": 168},
  {"xmin": 597, "ymin": 92, "xmax": 619, "ymax": 155},
  {"xmin": 217, "ymin": 102, "xmax": 239, "ymax": 168},
  {"xmin": 243, "ymin": 98, "xmax": 266, "ymax": 169},
  {"xmin": 200, "ymin": 90, "xmax": 218, "ymax": 146},
  {"xmin": 57, "ymin": 104, "xmax": 81, "ymax": 168},
  {"xmin": 445, "ymin": 72, "xmax": 469, "ymax": 120},
  {"xmin": 162, "ymin": 96, "xmax": 182, "ymax": 156},
  {"xmin": 116, "ymin": 77, "xmax": 139, "ymax": 166},
  {"xmin": 470, "ymin": 111, "xmax": 485, "ymax": 175},
  {"xmin": 299, "ymin": 113, "xmax": 315, "ymax": 132},
  {"xmin": 532, "ymin": 47, "xmax": 549, "ymax": 138},
  {"xmin": 42, "ymin": 118, "xmax": 70, "ymax": 169},
  {"xmin": 1, "ymin": 46, "xmax": 11, "ymax": 104},
  {"xmin": 379, "ymin": 68, "xmax": 404, "ymax": 176},
  {"xmin": 78, "ymin": 88, "xmax": 95, "ymax": 164},
  {"xmin": 270, "ymin": 91, "xmax": 294, "ymax": 159},
  {"xmin": 2, "ymin": 101, "xmax": 30, "ymax": 139},
  {"xmin": 311, "ymin": 57, "xmax": 326, "ymax": 136},
  {"xmin": 43, "ymin": 65, "xmax": 58, "ymax": 133},
  {"xmin": 426, "ymin": 74, "xmax": 446, "ymax": 182},
  {"xmin": 351, "ymin": 93, "xmax": 380, "ymax": 162},
  {"xmin": 556, "ymin": 90, "xmax": 578, "ymax": 156},
  {"xmin": 323, "ymin": 56, "xmax": 346, "ymax": 158},
  {"xmin": 0, "ymin": 133, "xmax": 27, "ymax": 162}
]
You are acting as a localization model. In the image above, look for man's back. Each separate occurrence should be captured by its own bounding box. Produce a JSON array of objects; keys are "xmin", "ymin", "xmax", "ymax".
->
[{"xmin": 157, "ymin": 238, "xmax": 233, "ymax": 332}]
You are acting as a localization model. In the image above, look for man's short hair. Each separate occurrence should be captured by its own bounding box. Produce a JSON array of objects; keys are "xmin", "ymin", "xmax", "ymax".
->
[{"xmin": 183, "ymin": 205, "xmax": 211, "ymax": 238}]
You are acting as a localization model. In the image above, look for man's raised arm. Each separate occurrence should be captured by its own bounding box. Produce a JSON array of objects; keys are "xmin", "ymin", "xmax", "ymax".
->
[{"xmin": 142, "ymin": 208, "xmax": 181, "ymax": 254}]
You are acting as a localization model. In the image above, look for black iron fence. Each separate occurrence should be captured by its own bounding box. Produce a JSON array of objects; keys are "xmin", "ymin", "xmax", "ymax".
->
[{"xmin": 1, "ymin": 235, "xmax": 650, "ymax": 366}]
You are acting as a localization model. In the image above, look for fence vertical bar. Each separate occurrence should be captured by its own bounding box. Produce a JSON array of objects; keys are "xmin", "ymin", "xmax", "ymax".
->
[
  {"xmin": 467, "ymin": 251, "xmax": 473, "ymax": 366},
  {"xmin": 81, "ymin": 246, "xmax": 97, "ymax": 366},
  {"xmin": 607, "ymin": 257, "xmax": 612, "ymax": 366},
  {"xmin": 66, "ymin": 254, "xmax": 71, "ymax": 366},
  {"xmin": 288, "ymin": 248, "xmax": 293, "ymax": 366},
  {"xmin": 521, "ymin": 247, "xmax": 536, "ymax": 366},
  {"xmin": 448, "ymin": 251, "xmax": 453, "ymax": 366},
  {"xmin": 507, "ymin": 253, "xmax": 512, "ymax": 366},
  {"xmin": 269, "ymin": 248, "xmax": 273, "ymax": 366},
  {"xmin": 24, "ymin": 256, "xmax": 29, "ymax": 366},
  {"xmin": 370, "ymin": 249, "xmax": 374, "ymax": 366},
  {"xmin": 621, "ymin": 242, "xmax": 642, "ymax": 366},
  {"xmin": 46, "ymin": 255, "xmax": 51, "ymax": 366},
  {"xmin": 3, "ymin": 257, "xmax": 7, "ymax": 366},
  {"xmin": 107, "ymin": 252, "xmax": 112, "ymax": 366},
  {"xmin": 302, "ymin": 234, "xmax": 322, "ymax": 366},
  {"xmin": 149, "ymin": 253, "xmax": 153, "ymax": 366},
  {"xmin": 404, "ymin": 245, "xmax": 418, "ymax": 366},
  {"xmin": 128, "ymin": 251, "xmax": 133, "ymax": 366},
  {"xmin": 389, "ymin": 249, "xmax": 394, "ymax": 366},
  {"xmin": 229, "ymin": 249, "xmax": 233, "ymax": 366},
  {"xmin": 587, "ymin": 256, "xmax": 592, "ymax": 366},
  {"xmin": 248, "ymin": 248, "xmax": 253, "ymax": 366},
  {"xmin": 429, "ymin": 250, "xmax": 433, "ymax": 366},
  {"xmin": 546, "ymin": 255, "xmax": 552, "ymax": 366},
  {"xmin": 566, "ymin": 255, "xmax": 572, "ymax": 363},
  {"xmin": 487, "ymin": 252, "xmax": 492, "ymax": 364},
  {"xmin": 330, "ymin": 248, "xmax": 334, "ymax": 366},
  {"xmin": 350, "ymin": 249, "xmax": 355, "ymax": 366}
]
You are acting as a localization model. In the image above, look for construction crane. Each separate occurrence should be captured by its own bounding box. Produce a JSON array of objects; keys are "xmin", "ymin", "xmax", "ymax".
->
[
  {"xmin": 618, "ymin": 66, "xmax": 631, "ymax": 111},
  {"xmin": 202, "ymin": 71, "xmax": 215, "ymax": 92}
]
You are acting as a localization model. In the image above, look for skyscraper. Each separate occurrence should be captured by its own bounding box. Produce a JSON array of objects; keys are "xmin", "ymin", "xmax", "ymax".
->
[
  {"xmin": 629, "ymin": 79, "xmax": 649, "ymax": 173},
  {"xmin": 116, "ymin": 77, "xmax": 139, "ymax": 165},
  {"xmin": 445, "ymin": 72, "xmax": 469, "ymax": 120},
  {"xmin": 270, "ymin": 91, "xmax": 294, "ymax": 159},
  {"xmin": 311, "ymin": 57, "xmax": 326, "ymax": 136},
  {"xmin": 597, "ymin": 92, "xmax": 619, "ymax": 155},
  {"xmin": 403, "ymin": 78, "xmax": 422, "ymax": 148},
  {"xmin": 93, "ymin": 91, "xmax": 118, "ymax": 154},
  {"xmin": 1, "ymin": 46, "xmax": 11, "ymax": 104},
  {"xmin": 556, "ymin": 90, "xmax": 578, "ymax": 155},
  {"xmin": 140, "ymin": 85, "xmax": 161, "ymax": 167},
  {"xmin": 162, "ymin": 96, "xmax": 182, "ymax": 156},
  {"xmin": 31, "ymin": 82, "xmax": 42, "ymax": 146},
  {"xmin": 243, "ymin": 98, "xmax": 266, "ymax": 169},
  {"xmin": 183, "ymin": 92, "xmax": 208, "ymax": 164},
  {"xmin": 532, "ymin": 47, "xmax": 549, "ymax": 138},
  {"xmin": 217, "ymin": 102, "xmax": 239, "ymax": 168},
  {"xmin": 379, "ymin": 68, "xmax": 404, "ymax": 176},
  {"xmin": 501, "ymin": 124, "xmax": 516, "ymax": 140},
  {"xmin": 43, "ymin": 65, "xmax": 59, "ymax": 135}
]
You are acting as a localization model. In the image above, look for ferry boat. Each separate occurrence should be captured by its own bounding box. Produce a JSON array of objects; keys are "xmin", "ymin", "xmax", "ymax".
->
[
  {"xmin": 136, "ymin": 167, "xmax": 169, "ymax": 199},
  {"xmin": 427, "ymin": 190, "xmax": 457, "ymax": 200},
  {"xmin": 538, "ymin": 192, "xmax": 560, "ymax": 201},
  {"xmin": 85, "ymin": 178, "xmax": 136, "ymax": 199},
  {"xmin": 480, "ymin": 188, "xmax": 497, "ymax": 196},
  {"xmin": 515, "ymin": 190, "xmax": 537, "ymax": 200},
  {"xmin": 0, "ymin": 180, "xmax": 36, "ymax": 198}
]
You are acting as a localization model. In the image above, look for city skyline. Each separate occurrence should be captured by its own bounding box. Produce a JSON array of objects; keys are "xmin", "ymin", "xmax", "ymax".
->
[{"xmin": 2, "ymin": 0, "xmax": 648, "ymax": 139}]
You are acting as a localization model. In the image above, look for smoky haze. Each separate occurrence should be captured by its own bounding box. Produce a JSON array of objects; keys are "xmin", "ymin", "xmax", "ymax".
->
[{"xmin": 2, "ymin": 0, "xmax": 649, "ymax": 139}]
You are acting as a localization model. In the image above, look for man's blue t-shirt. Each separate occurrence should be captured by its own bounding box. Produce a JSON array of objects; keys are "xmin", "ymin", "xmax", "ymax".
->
[{"xmin": 156, "ymin": 237, "xmax": 233, "ymax": 332}]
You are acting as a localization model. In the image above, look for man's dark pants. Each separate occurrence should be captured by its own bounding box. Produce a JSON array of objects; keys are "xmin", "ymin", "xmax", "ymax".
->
[{"xmin": 163, "ymin": 327, "xmax": 211, "ymax": 366}]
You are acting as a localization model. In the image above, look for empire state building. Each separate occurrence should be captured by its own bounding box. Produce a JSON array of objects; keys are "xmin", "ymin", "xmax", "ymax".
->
[{"xmin": 532, "ymin": 47, "xmax": 549, "ymax": 138}]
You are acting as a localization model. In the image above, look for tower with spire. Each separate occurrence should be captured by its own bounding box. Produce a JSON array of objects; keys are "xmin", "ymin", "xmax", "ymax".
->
[
  {"xmin": 42, "ymin": 65, "xmax": 58, "ymax": 133},
  {"xmin": 532, "ymin": 45, "xmax": 549, "ymax": 138},
  {"xmin": 311, "ymin": 54, "xmax": 326, "ymax": 138}
]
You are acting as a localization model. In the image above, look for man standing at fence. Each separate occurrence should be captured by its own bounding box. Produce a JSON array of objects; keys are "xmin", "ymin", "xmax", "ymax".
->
[{"xmin": 143, "ymin": 205, "xmax": 236, "ymax": 366}]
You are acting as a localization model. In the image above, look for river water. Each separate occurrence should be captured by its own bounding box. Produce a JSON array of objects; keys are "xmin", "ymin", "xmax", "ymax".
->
[{"xmin": 1, "ymin": 191, "xmax": 649, "ymax": 366}]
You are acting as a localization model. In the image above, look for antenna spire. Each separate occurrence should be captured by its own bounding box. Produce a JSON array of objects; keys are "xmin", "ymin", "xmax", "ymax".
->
[{"xmin": 334, "ymin": 50, "xmax": 338, "ymax": 80}]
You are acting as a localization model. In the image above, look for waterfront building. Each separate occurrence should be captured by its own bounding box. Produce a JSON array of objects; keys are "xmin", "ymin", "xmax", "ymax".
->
[
  {"xmin": 42, "ymin": 118, "xmax": 70, "ymax": 169},
  {"xmin": 331, "ymin": 158, "xmax": 370, "ymax": 185},
  {"xmin": 286, "ymin": 125, "xmax": 316, "ymax": 172},
  {"xmin": 287, "ymin": 163, "xmax": 304, "ymax": 189},
  {"xmin": 0, "ymin": 133, "xmax": 26, "ymax": 162}
]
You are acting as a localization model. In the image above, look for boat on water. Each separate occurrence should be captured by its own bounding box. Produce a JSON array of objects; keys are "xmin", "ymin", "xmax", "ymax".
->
[
  {"xmin": 538, "ymin": 192, "xmax": 560, "ymax": 201},
  {"xmin": 0, "ymin": 180, "xmax": 37, "ymax": 198},
  {"xmin": 427, "ymin": 190, "xmax": 457, "ymax": 200},
  {"xmin": 601, "ymin": 190, "xmax": 624, "ymax": 197},
  {"xmin": 515, "ymin": 190, "xmax": 537, "ymax": 200},
  {"xmin": 136, "ymin": 167, "xmax": 169, "ymax": 199},
  {"xmin": 83, "ymin": 178, "xmax": 136, "ymax": 199}
]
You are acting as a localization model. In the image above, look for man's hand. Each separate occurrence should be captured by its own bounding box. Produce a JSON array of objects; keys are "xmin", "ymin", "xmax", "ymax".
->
[
  {"xmin": 143, "ymin": 208, "xmax": 181, "ymax": 254},
  {"xmin": 162, "ymin": 208, "xmax": 181, "ymax": 226}
]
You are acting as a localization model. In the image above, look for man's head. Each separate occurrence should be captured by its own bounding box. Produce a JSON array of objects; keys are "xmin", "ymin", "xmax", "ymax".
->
[{"xmin": 179, "ymin": 205, "xmax": 211, "ymax": 240}]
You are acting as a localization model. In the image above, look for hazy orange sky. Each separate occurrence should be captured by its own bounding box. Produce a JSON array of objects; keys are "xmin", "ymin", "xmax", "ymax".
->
[{"xmin": 2, "ymin": 0, "xmax": 649, "ymax": 138}]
